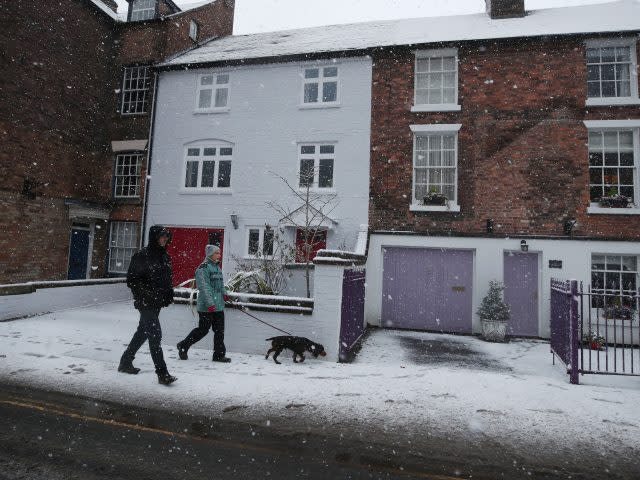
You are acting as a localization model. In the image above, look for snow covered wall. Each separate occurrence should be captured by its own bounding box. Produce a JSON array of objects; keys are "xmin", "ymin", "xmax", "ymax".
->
[{"xmin": 0, "ymin": 280, "xmax": 130, "ymax": 321}]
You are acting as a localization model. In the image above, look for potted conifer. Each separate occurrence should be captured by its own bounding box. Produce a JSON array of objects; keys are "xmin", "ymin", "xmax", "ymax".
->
[{"xmin": 477, "ymin": 281, "xmax": 511, "ymax": 342}]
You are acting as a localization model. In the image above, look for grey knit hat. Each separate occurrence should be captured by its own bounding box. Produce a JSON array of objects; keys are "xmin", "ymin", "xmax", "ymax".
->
[{"xmin": 205, "ymin": 244, "xmax": 220, "ymax": 257}]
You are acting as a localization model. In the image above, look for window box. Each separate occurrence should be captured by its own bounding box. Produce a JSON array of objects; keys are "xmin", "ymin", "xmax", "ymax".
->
[
  {"xmin": 604, "ymin": 305, "xmax": 635, "ymax": 320},
  {"xmin": 423, "ymin": 191, "xmax": 448, "ymax": 206},
  {"xmin": 598, "ymin": 194, "xmax": 632, "ymax": 208}
]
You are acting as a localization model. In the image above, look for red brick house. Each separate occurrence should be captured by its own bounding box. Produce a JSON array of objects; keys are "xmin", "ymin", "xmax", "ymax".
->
[
  {"xmin": 0, "ymin": 0, "xmax": 234, "ymax": 283},
  {"xmin": 364, "ymin": 0, "xmax": 640, "ymax": 338}
]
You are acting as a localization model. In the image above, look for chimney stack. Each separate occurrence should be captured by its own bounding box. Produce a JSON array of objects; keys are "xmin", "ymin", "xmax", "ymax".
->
[{"xmin": 485, "ymin": 0, "xmax": 525, "ymax": 19}]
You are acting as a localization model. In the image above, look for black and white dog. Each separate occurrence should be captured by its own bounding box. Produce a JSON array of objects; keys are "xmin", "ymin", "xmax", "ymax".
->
[{"xmin": 265, "ymin": 336, "xmax": 327, "ymax": 364}]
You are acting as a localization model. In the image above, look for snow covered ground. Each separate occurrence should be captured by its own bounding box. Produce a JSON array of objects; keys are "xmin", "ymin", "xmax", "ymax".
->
[{"xmin": 1, "ymin": 301, "xmax": 639, "ymax": 466}]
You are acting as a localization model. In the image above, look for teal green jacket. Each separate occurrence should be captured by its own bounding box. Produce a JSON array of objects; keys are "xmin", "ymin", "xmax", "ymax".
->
[{"xmin": 195, "ymin": 258, "xmax": 226, "ymax": 312}]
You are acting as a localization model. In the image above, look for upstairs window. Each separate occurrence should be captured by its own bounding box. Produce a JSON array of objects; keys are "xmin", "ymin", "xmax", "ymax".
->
[
  {"xmin": 588, "ymin": 130, "xmax": 637, "ymax": 205},
  {"xmin": 413, "ymin": 48, "xmax": 460, "ymax": 112},
  {"xmin": 298, "ymin": 144, "xmax": 335, "ymax": 190},
  {"xmin": 586, "ymin": 39, "xmax": 639, "ymax": 105},
  {"xmin": 130, "ymin": 0, "xmax": 156, "ymax": 21},
  {"xmin": 302, "ymin": 66, "xmax": 339, "ymax": 105},
  {"xmin": 195, "ymin": 73, "xmax": 230, "ymax": 112},
  {"xmin": 121, "ymin": 66, "xmax": 151, "ymax": 115},
  {"xmin": 114, "ymin": 153, "xmax": 143, "ymax": 198},
  {"xmin": 183, "ymin": 145, "xmax": 233, "ymax": 191}
]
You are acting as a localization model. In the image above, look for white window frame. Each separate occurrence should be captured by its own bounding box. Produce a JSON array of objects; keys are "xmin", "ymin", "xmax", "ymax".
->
[
  {"xmin": 297, "ymin": 142, "xmax": 337, "ymax": 192},
  {"xmin": 121, "ymin": 66, "xmax": 151, "ymax": 115},
  {"xmin": 180, "ymin": 143, "xmax": 233, "ymax": 194},
  {"xmin": 108, "ymin": 221, "xmax": 138, "ymax": 274},
  {"xmin": 114, "ymin": 153, "xmax": 143, "ymax": 198},
  {"xmin": 585, "ymin": 38, "xmax": 640, "ymax": 106},
  {"xmin": 130, "ymin": 0, "xmax": 156, "ymax": 22},
  {"xmin": 412, "ymin": 48, "xmax": 461, "ymax": 112},
  {"xmin": 409, "ymin": 124, "xmax": 461, "ymax": 212},
  {"xmin": 194, "ymin": 72, "xmax": 231, "ymax": 113},
  {"xmin": 584, "ymin": 120, "xmax": 640, "ymax": 215},
  {"xmin": 245, "ymin": 226, "xmax": 275, "ymax": 259},
  {"xmin": 299, "ymin": 64, "xmax": 340, "ymax": 109}
]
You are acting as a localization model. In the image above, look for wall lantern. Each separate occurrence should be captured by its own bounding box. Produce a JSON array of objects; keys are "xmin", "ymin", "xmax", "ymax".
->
[
  {"xmin": 230, "ymin": 213, "xmax": 239, "ymax": 229},
  {"xmin": 486, "ymin": 218, "xmax": 494, "ymax": 233},
  {"xmin": 520, "ymin": 240, "xmax": 529, "ymax": 252},
  {"xmin": 563, "ymin": 218, "xmax": 577, "ymax": 236}
]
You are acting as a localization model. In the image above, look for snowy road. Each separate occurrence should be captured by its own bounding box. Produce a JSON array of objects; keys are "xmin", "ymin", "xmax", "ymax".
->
[{"xmin": 0, "ymin": 302, "xmax": 639, "ymax": 478}]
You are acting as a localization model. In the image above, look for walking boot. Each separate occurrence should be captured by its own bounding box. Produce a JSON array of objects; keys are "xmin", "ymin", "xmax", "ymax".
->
[
  {"xmin": 118, "ymin": 363, "xmax": 140, "ymax": 374},
  {"xmin": 212, "ymin": 356, "xmax": 231, "ymax": 363},
  {"xmin": 158, "ymin": 373, "xmax": 177, "ymax": 385},
  {"xmin": 177, "ymin": 342, "xmax": 188, "ymax": 360}
]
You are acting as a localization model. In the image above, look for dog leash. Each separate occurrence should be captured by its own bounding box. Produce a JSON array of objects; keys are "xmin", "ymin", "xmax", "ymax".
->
[{"xmin": 232, "ymin": 301, "xmax": 293, "ymax": 336}]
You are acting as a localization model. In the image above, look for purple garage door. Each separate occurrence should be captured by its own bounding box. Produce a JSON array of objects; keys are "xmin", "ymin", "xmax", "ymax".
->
[
  {"xmin": 382, "ymin": 247, "xmax": 473, "ymax": 333},
  {"xmin": 503, "ymin": 252, "xmax": 539, "ymax": 337}
]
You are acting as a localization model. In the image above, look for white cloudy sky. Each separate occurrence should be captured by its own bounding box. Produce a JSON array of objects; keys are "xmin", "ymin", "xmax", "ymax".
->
[{"xmin": 114, "ymin": 0, "xmax": 611, "ymax": 34}]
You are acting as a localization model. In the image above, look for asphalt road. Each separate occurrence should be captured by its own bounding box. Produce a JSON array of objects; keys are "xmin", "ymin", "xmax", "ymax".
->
[{"xmin": 0, "ymin": 383, "xmax": 634, "ymax": 480}]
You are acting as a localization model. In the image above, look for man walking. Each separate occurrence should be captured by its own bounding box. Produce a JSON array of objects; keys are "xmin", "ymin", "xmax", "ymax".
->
[
  {"xmin": 119, "ymin": 225, "xmax": 177, "ymax": 385},
  {"xmin": 177, "ymin": 245, "xmax": 231, "ymax": 363}
]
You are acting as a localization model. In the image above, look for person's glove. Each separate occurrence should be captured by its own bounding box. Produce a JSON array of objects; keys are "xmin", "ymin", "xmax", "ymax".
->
[{"xmin": 207, "ymin": 305, "xmax": 216, "ymax": 312}]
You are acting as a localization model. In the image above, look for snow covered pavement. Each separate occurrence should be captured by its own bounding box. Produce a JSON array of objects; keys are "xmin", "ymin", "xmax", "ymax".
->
[{"xmin": 0, "ymin": 301, "xmax": 639, "ymax": 467}]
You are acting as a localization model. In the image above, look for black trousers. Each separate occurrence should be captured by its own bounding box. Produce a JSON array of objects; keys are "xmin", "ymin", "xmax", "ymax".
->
[
  {"xmin": 120, "ymin": 308, "xmax": 168, "ymax": 376},
  {"xmin": 180, "ymin": 311, "xmax": 226, "ymax": 359}
]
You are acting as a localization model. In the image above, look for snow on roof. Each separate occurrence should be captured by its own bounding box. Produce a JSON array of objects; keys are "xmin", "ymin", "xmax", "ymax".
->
[
  {"xmin": 161, "ymin": 0, "xmax": 640, "ymax": 68},
  {"xmin": 89, "ymin": 0, "xmax": 122, "ymax": 22}
]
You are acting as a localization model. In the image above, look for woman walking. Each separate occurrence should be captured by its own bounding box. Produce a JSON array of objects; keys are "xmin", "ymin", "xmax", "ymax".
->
[{"xmin": 177, "ymin": 245, "xmax": 231, "ymax": 362}]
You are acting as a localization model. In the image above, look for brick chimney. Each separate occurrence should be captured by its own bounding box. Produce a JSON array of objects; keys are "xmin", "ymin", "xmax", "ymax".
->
[
  {"xmin": 485, "ymin": 0, "xmax": 525, "ymax": 19},
  {"xmin": 98, "ymin": 0, "xmax": 119, "ymax": 13}
]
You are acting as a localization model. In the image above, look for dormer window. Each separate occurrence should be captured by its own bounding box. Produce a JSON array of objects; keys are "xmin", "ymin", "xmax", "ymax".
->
[
  {"xmin": 189, "ymin": 20, "xmax": 199, "ymax": 42},
  {"xmin": 130, "ymin": 0, "xmax": 156, "ymax": 22}
]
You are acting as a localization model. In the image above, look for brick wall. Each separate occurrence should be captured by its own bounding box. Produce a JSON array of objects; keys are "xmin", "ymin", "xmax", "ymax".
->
[
  {"xmin": 0, "ymin": 1, "xmax": 118, "ymax": 283},
  {"xmin": 369, "ymin": 36, "xmax": 640, "ymax": 240},
  {"xmin": 0, "ymin": 0, "xmax": 235, "ymax": 284}
]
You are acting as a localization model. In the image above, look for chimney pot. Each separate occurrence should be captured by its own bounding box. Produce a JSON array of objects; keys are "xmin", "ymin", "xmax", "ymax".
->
[{"xmin": 485, "ymin": 0, "xmax": 525, "ymax": 19}]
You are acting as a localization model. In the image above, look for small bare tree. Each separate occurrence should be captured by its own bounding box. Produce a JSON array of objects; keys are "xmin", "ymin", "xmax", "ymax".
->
[
  {"xmin": 267, "ymin": 166, "xmax": 338, "ymax": 298},
  {"xmin": 231, "ymin": 224, "xmax": 295, "ymax": 295}
]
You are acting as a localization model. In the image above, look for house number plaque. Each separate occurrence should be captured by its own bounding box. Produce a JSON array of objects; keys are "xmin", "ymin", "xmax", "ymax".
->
[{"xmin": 549, "ymin": 260, "xmax": 563, "ymax": 269}]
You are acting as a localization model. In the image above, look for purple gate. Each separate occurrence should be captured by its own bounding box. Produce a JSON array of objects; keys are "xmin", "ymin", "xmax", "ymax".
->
[
  {"xmin": 550, "ymin": 279, "xmax": 580, "ymax": 384},
  {"xmin": 550, "ymin": 279, "xmax": 640, "ymax": 384},
  {"xmin": 504, "ymin": 252, "xmax": 539, "ymax": 337},
  {"xmin": 382, "ymin": 247, "xmax": 473, "ymax": 333},
  {"xmin": 339, "ymin": 268, "xmax": 366, "ymax": 362}
]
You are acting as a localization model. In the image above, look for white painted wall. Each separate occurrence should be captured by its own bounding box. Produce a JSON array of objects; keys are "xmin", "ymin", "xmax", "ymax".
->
[
  {"xmin": 147, "ymin": 57, "xmax": 372, "ymax": 288},
  {"xmin": 365, "ymin": 234, "xmax": 640, "ymax": 338},
  {"xmin": 163, "ymin": 264, "xmax": 345, "ymax": 362},
  {"xmin": 0, "ymin": 283, "xmax": 130, "ymax": 321}
]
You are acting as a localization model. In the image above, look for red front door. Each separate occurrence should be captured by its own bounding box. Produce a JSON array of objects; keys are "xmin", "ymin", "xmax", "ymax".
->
[
  {"xmin": 165, "ymin": 227, "xmax": 224, "ymax": 286},
  {"xmin": 295, "ymin": 229, "xmax": 327, "ymax": 263}
]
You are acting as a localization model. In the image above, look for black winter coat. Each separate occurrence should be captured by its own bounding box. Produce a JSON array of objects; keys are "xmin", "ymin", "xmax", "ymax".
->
[{"xmin": 127, "ymin": 225, "xmax": 174, "ymax": 310}]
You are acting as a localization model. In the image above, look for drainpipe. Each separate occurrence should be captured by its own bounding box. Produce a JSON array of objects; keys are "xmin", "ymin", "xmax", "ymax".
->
[{"xmin": 140, "ymin": 70, "xmax": 159, "ymax": 248}]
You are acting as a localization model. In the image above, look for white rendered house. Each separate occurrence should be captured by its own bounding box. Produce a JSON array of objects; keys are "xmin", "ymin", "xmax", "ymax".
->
[{"xmin": 145, "ymin": 54, "xmax": 372, "ymax": 293}]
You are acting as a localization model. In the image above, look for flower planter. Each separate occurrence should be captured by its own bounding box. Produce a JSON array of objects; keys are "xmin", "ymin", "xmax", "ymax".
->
[
  {"xmin": 423, "ymin": 195, "xmax": 448, "ymax": 207},
  {"xmin": 589, "ymin": 341, "xmax": 604, "ymax": 351},
  {"xmin": 598, "ymin": 196, "xmax": 631, "ymax": 208},
  {"xmin": 480, "ymin": 319, "xmax": 508, "ymax": 342},
  {"xmin": 603, "ymin": 306, "xmax": 634, "ymax": 320}
]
